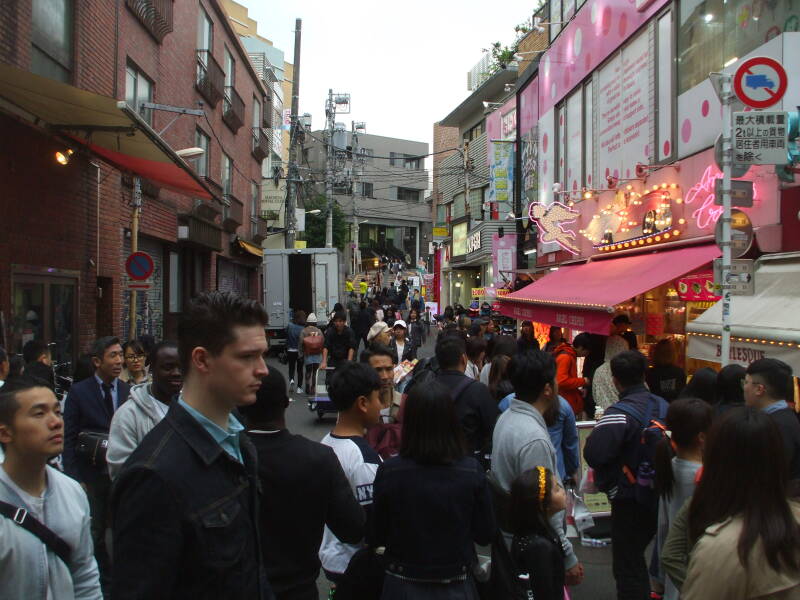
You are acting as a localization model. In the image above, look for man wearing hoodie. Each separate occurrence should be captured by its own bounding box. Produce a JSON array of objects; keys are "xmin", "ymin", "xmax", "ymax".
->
[
  {"xmin": 553, "ymin": 332, "xmax": 591, "ymax": 417},
  {"xmin": 106, "ymin": 342, "xmax": 183, "ymax": 480}
]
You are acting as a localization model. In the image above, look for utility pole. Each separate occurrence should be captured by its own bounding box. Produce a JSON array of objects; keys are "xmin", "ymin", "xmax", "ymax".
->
[
  {"xmin": 128, "ymin": 176, "xmax": 142, "ymax": 340},
  {"xmin": 719, "ymin": 73, "xmax": 734, "ymax": 366},
  {"xmin": 463, "ymin": 141, "xmax": 472, "ymax": 217},
  {"xmin": 285, "ymin": 18, "xmax": 302, "ymax": 249},
  {"xmin": 325, "ymin": 89, "xmax": 335, "ymax": 247}
]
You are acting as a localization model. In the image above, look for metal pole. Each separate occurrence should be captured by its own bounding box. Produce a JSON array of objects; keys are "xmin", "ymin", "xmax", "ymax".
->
[
  {"xmin": 285, "ymin": 18, "xmax": 302, "ymax": 249},
  {"xmin": 720, "ymin": 74, "xmax": 733, "ymax": 367},
  {"xmin": 325, "ymin": 89, "xmax": 334, "ymax": 248},
  {"xmin": 464, "ymin": 141, "xmax": 471, "ymax": 217},
  {"xmin": 128, "ymin": 176, "xmax": 142, "ymax": 341}
]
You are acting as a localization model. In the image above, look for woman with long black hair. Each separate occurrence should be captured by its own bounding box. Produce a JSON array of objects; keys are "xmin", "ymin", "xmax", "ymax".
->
[
  {"xmin": 680, "ymin": 407, "xmax": 800, "ymax": 599},
  {"xmin": 369, "ymin": 382, "xmax": 495, "ymax": 599}
]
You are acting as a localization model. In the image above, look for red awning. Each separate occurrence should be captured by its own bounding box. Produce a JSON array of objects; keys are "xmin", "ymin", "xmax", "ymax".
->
[
  {"xmin": 86, "ymin": 141, "xmax": 210, "ymax": 198},
  {"xmin": 499, "ymin": 244, "xmax": 721, "ymax": 334}
]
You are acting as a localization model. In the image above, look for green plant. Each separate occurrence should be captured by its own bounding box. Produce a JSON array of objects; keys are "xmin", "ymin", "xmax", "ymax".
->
[{"xmin": 299, "ymin": 194, "xmax": 347, "ymax": 250}]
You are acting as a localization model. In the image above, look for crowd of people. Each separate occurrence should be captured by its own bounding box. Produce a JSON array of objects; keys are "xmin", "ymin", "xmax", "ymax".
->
[{"xmin": 0, "ymin": 289, "xmax": 798, "ymax": 600}]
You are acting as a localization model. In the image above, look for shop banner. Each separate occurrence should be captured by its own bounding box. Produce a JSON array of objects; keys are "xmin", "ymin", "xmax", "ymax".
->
[
  {"xmin": 488, "ymin": 143, "xmax": 514, "ymax": 216},
  {"xmin": 497, "ymin": 300, "xmax": 612, "ymax": 336},
  {"xmin": 433, "ymin": 249, "xmax": 441, "ymax": 304},
  {"xmin": 492, "ymin": 233, "xmax": 517, "ymax": 287},
  {"xmin": 675, "ymin": 272, "xmax": 720, "ymax": 302},
  {"xmin": 688, "ymin": 334, "xmax": 800, "ymax": 372}
]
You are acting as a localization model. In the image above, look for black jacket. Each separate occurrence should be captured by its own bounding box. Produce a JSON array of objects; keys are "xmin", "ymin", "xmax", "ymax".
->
[
  {"xmin": 389, "ymin": 336, "xmax": 416, "ymax": 362},
  {"xmin": 434, "ymin": 370, "xmax": 499, "ymax": 458},
  {"xmin": 247, "ymin": 429, "xmax": 365, "ymax": 600},
  {"xmin": 369, "ymin": 455, "xmax": 495, "ymax": 580},
  {"xmin": 512, "ymin": 533, "xmax": 565, "ymax": 600},
  {"xmin": 646, "ymin": 364, "xmax": 686, "ymax": 402},
  {"xmin": 324, "ymin": 326, "xmax": 357, "ymax": 365},
  {"xmin": 517, "ymin": 337, "xmax": 540, "ymax": 355},
  {"xmin": 767, "ymin": 407, "xmax": 800, "ymax": 481},
  {"xmin": 63, "ymin": 376, "xmax": 130, "ymax": 483},
  {"xmin": 110, "ymin": 402, "xmax": 273, "ymax": 600},
  {"xmin": 583, "ymin": 384, "xmax": 668, "ymax": 501}
]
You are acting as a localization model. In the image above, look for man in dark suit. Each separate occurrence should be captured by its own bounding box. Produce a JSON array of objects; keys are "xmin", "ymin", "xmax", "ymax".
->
[{"xmin": 63, "ymin": 335, "xmax": 128, "ymax": 590}]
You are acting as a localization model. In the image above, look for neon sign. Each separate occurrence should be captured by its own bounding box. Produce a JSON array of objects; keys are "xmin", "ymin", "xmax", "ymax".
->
[
  {"xmin": 684, "ymin": 166, "xmax": 758, "ymax": 230},
  {"xmin": 528, "ymin": 202, "xmax": 580, "ymax": 254}
]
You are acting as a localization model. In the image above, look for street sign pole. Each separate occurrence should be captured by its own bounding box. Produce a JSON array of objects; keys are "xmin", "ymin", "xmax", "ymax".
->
[
  {"xmin": 719, "ymin": 74, "xmax": 733, "ymax": 367},
  {"xmin": 129, "ymin": 176, "xmax": 142, "ymax": 341}
]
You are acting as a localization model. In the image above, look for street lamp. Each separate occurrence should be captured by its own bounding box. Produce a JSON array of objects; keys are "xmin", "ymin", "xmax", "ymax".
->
[{"xmin": 306, "ymin": 209, "xmax": 321, "ymax": 215}]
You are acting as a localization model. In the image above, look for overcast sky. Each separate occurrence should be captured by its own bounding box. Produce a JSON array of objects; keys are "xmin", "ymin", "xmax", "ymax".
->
[{"xmin": 241, "ymin": 0, "xmax": 536, "ymax": 150}]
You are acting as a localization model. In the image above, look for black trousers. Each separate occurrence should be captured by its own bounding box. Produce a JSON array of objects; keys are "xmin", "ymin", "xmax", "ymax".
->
[
  {"xmin": 86, "ymin": 475, "xmax": 113, "ymax": 589},
  {"xmin": 287, "ymin": 350, "xmax": 303, "ymax": 383},
  {"xmin": 611, "ymin": 499, "xmax": 657, "ymax": 600}
]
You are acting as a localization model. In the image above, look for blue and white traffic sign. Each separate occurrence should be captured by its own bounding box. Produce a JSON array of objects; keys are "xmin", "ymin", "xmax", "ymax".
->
[{"xmin": 733, "ymin": 56, "xmax": 787, "ymax": 109}]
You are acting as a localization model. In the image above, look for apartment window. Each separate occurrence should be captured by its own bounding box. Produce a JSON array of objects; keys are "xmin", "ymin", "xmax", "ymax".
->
[
  {"xmin": 224, "ymin": 46, "xmax": 235, "ymax": 88},
  {"xmin": 31, "ymin": 0, "xmax": 73, "ymax": 82},
  {"xmin": 125, "ymin": 64, "xmax": 153, "ymax": 125},
  {"xmin": 463, "ymin": 120, "xmax": 485, "ymax": 142},
  {"xmin": 389, "ymin": 152, "xmax": 400, "ymax": 167},
  {"xmin": 549, "ymin": 0, "xmax": 562, "ymax": 42},
  {"xmin": 252, "ymin": 96, "xmax": 261, "ymax": 129},
  {"xmin": 361, "ymin": 148, "xmax": 374, "ymax": 163},
  {"xmin": 197, "ymin": 8, "xmax": 212, "ymax": 51},
  {"xmin": 251, "ymin": 181, "xmax": 259, "ymax": 219},
  {"xmin": 361, "ymin": 182, "xmax": 374, "ymax": 198},
  {"xmin": 404, "ymin": 156, "xmax": 422, "ymax": 170},
  {"xmin": 436, "ymin": 203, "xmax": 447, "ymax": 225},
  {"xmin": 194, "ymin": 129, "xmax": 210, "ymax": 176},
  {"xmin": 397, "ymin": 187, "xmax": 420, "ymax": 202},
  {"xmin": 221, "ymin": 152, "xmax": 232, "ymax": 196}
]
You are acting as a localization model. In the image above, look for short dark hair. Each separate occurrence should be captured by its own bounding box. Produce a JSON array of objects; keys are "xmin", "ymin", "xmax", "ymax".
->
[
  {"xmin": 360, "ymin": 344, "xmax": 396, "ymax": 365},
  {"xmin": 240, "ymin": 369, "xmax": 289, "ymax": 426},
  {"xmin": 715, "ymin": 364, "xmax": 746, "ymax": 405},
  {"xmin": 508, "ymin": 350, "xmax": 556, "ymax": 403},
  {"xmin": 510, "ymin": 467, "xmax": 557, "ymax": 538},
  {"xmin": 23, "ymin": 340, "xmax": 49, "ymax": 364},
  {"xmin": 612, "ymin": 314, "xmax": 631, "ymax": 325},
  {"xmin": 178, "ymin": 292, "xmax": 268, "ymax": 373},
  {"xmin": 149, "ymin": 341, "xmax": 178, "ymax": 368},
  {"xmin": 572, "ymin": 332, "xmax": 592, "ymax": 351},
  {"xmin": 92, "ymin": 336, "xmax": 121, "ymax": 360},
  {"xmin": 610, "ymin": 350, "xmax": 648, "ymax": 388},
  {"xmin": 435, "ymin": 336, "xmax": 466, "ymax": 370},
  {"xmin": 487, "ymin": 335, "xmax": 517, "ymax": 360},
  {"xmin": 328, "ymin": 362, "xmax": 381, "ymax": 411},
  {"xmin": 400, "ymin": 381, "xmax": 466, "ymax": 465},
  {"xmin": 0, "ymin": 375, "xmax": 54, "ymax": 432},
  {"xmin": 8, "ymin": 356, "xmax": 25, "ymax": 379},
  {"xmin": 747, "ymin": 358, "xmax": 793, "ymax": 400},
  {"xmin": 465, "ymin": 336, "xmax": 487, "ymax": 362},
  {"xmin": 332, "ymin": 311, "xmax": 347, "ymax": 323}
]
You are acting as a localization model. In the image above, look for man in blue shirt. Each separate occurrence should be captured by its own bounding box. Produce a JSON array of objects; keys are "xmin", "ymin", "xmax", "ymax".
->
[{"xmin": 111, "ymin": 292, "xmax": 274, "ymax": 599}]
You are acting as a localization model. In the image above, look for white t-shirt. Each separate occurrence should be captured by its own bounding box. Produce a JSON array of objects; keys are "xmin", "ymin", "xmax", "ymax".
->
[
  {"xmin": 395, "ymin": 342, "xmax": 405, "ymax": 363},
  {"xmin": 0, "ymin": 468, "xmax": 53, "ymax": 600},
  {"xmin": 319, "ymin": 433, "xmax": 381, "ymax": 575}
]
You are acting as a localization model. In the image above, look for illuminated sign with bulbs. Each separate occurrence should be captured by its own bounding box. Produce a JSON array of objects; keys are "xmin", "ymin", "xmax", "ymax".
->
[
  {"xmin": 528, "ymin": 201, "xmax": 580, "ymax": 254},
  {"xmin": 580, "ymin": 182, "xmax": 686, "ymax": 253}
]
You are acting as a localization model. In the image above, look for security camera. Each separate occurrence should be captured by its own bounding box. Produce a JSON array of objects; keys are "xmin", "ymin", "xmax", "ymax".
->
[{"xmin": 552, "ymin": 182, "xmax": 562, "ymax": 193}]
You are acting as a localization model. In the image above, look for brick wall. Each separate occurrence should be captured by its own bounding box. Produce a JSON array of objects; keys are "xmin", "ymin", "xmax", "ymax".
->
[{"xmin": 431, "ymin": 122, "xmax": 460, "ymax": 222}]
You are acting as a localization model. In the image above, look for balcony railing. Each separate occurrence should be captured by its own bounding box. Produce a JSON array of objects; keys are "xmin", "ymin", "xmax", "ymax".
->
[
  {"xmin": 126, "ymin": 0, "xmax": 173, "ymax": 42},
  {"xmin": 251, "ymin": 127, "xmax": 270, "ymax": 162},
  {"xmin": 251, "ymin": 218, "xmax": 268, "ymax": 244},
  {"xmin": 222, "ymin": 86, "xmax": 245, "ymax": 132},
  {"xmin": 222, "ymin": 194, "xmax": 244, "ymax": 233},
  {"xmin": 196, "ymin": 50, "xmax": 224, "ymax": 107}
]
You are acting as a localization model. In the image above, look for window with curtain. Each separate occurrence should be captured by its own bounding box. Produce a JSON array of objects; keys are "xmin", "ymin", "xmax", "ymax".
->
[{"xmin": 31, "ymin": 0, "xmax": 73, "ymax": 82}]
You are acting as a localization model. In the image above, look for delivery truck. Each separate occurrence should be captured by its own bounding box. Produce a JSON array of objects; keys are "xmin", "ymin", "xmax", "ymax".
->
[{"xmin": 262, "ymin": 248, "xmax": 342, "ymax": 350}]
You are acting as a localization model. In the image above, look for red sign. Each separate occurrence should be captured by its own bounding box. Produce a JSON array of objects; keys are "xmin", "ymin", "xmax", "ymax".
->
[
  {"xmin": 125, "ymin": 252, "xmax": 154, "ymax": 281},
  {"xmin": 674, "ymin": 272, "xmax": 720, "ymax": 302},
  {"xmin": 733, "ymin": 56, "xmax": 787, "ymax": 109}
]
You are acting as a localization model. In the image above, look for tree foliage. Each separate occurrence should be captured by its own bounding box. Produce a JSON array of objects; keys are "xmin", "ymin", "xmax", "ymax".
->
[{"xmin": 300, "ymin": 194, "xmax": 348, "ymax": 250}]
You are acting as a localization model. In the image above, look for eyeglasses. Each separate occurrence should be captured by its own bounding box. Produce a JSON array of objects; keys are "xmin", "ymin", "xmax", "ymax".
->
[{"xmin": 125, "ymin": 354, "xmax": 145, "ymax": 361}]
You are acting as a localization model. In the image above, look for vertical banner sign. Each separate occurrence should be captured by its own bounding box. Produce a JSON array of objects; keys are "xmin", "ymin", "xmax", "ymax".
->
[
  {"xmin": 489, "ymin": 144, "xmax": 514, "ymax": 216},
  {"xmin": 433, "ymin": 248, "xmax": 442, "ymax": 304},
  {"xmin": 492, "ymin": 233, "xmax": 517, "ymax": 288}
]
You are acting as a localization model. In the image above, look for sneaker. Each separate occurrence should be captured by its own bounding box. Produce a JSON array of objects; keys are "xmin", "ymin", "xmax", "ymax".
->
[
  {"xmin": 296, "ymin": 387, "xmax": 304, "ymax": 395},
  {"xmin": 289, "ymin": 379, "xmax": 295, "ymax": 392}
]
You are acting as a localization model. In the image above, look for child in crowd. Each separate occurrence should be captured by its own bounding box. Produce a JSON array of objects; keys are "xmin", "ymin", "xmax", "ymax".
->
[
  {"xmin": 318, "ymin": 362, "xmax": 383, "ymax": 588},
  {"xmin": 510, "ymin": 466, "xmax": 568, "ymax": 600}
]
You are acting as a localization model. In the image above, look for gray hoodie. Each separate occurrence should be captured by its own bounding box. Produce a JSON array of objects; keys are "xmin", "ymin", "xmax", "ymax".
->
[{"xmin": 107, "ymin": 382, "xmax": 170, "ymax": 480}]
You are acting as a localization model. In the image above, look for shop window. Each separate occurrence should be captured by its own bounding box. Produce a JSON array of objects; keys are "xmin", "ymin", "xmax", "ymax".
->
[
  {"xmin": 469, "ymin": 187, "xmax": 486, "ymax": 220},
  {"xmin": 678, "ymin": 0, "xmax": 792, "ymax": 95},
  {"xmin": 11, "ymin": 274, "xmax": 77, "ymax": 368},
  {"xmin": 31, "ymin": 0, "xmax": 73, "ymax": 83},
  {"xmin": 452, "ymin": 192, "xmax": 466, "ymax": 220}
]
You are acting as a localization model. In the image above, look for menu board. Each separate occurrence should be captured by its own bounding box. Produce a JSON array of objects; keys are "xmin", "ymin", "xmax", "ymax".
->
[{"xmin": 597, "ymin": 31, "xmax": 650, "ymax": 180}]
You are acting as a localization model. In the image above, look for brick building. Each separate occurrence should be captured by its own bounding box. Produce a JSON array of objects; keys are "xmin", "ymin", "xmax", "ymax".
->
[{"xmin": 0, "ymin": 0, "xmax": 270, "ymax": 368}]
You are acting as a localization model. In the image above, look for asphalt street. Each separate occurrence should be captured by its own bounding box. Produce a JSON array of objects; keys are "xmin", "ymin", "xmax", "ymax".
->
[{"xmin": 268, "ymin": 329, "xmax": 616, "ymax": 600}]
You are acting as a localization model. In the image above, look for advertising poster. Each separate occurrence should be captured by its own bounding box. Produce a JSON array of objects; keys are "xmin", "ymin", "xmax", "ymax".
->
[{"xmin": 578, "ymin": 422, "xmax": 612, "ymax": 515}]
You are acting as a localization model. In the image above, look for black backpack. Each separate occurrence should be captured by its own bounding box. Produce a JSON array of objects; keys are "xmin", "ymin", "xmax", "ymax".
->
[{"xmin": 614, "ymin": 396, "xmax": 669, "ymax": 509}]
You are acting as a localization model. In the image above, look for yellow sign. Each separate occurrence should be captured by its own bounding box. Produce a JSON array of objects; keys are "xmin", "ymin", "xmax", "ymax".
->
[
  {"xmin": 452, "ymin": 223, "xmax": 468, "ymax": 256},
  {"xmin": 496, "ymin": 288, "xmax": 511, "ymax": 297},
  {"xmin": 294, "ymin": 240, "xmax": 307, "ymax": 249},
  {"xmin": 471, "ymin": 287, "xmax": 485, "ymax": 297},
  {"xmin": 432, "ymin": 226, "xmax": 449, "ymax": 238}
]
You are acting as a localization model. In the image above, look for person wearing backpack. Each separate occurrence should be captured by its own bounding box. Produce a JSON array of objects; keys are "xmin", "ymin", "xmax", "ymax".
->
[
  {"xmin": 433, "ymin": 335, "xmax": 499, "ymax": 468},
  {"xmin": 584, "ymin": 350, "xmax": 669, "ymax": 600},
  {"xmin": 300, "ymin": 314, "xmax": 324, "ymax": 396}
]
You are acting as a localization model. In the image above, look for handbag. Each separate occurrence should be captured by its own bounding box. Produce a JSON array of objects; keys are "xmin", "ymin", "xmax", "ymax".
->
[
  {"xmin": 76, "ymin": 431, "xmax": 109, "ymax": 467},
  {"xmin": 0, "ymin": 500, "xmax": 72, "ymax": 565}
]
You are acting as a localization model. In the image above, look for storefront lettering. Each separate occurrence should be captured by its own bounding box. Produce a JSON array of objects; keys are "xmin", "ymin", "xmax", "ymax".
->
[
  {"xmin": 685, "ymin": 166, "xmax": 758, "ymax": 230},
  {"xmin": 555, "ymin": 313, "xmax": 586, "ymax": 327},
  {"xmin": 466, "ymin": 231, "xmax": 482, "ymax": 253},
  {"xmin": 715, "ymin": 343, "xmax": 766, "ymax": 363}
]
